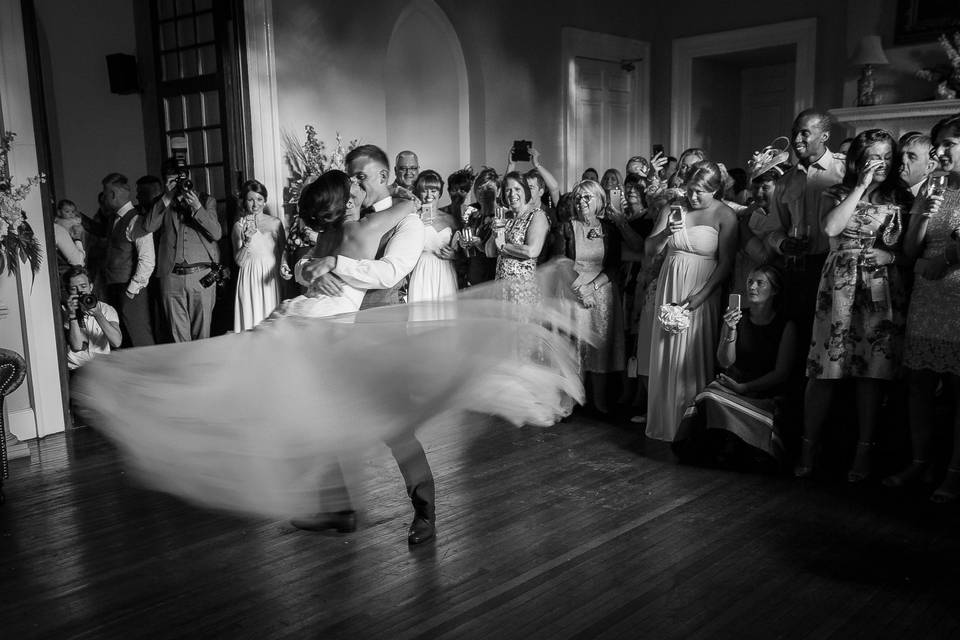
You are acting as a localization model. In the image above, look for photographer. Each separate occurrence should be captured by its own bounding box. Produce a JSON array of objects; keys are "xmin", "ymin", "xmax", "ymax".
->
[
  {"xmin": 132, "ymin": 158, "xmax": 223, "ymax": 342},
  {"xmin": 61, "ymin": 267, "xmax": 121, "ymax": 370}
]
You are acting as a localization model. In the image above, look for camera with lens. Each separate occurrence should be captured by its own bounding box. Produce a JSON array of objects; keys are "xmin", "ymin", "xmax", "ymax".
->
[
  {"xmin": 199, "ymin": 263, "xmax": 231, "ymax": 288},
  {"xmin": 78, "ymin": 293, "xmax": 98, "ymax": 312},
  {"xmin": 174, "ymin": 170, "xmax": 194, "ymax": 195}
]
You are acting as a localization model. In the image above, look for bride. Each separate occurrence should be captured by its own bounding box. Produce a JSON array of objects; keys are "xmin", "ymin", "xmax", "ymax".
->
[
  {"xmin": 271, "ymin": 169, "xmax": 416, "ymax": 317},
  {"xmin": 73, "ymin": 170, "xmax": 586, "ymax": 519}
]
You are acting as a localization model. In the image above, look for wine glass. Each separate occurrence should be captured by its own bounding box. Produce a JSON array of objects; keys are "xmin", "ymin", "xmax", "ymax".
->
[
  {"xmin": 930, "ymin": 173, "xmax": 949, "ymax": 198},
  {"xmin": 785, "ymin": 224, "xmax": 810, "ymax": 271}
]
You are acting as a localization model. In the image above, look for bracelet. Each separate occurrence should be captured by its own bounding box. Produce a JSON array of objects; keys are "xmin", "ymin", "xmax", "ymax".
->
[
  {"xmin": 593, "ymin": 280, "xmax": 602, "ymax": 291},
  {"xmin": 724, "ymin": 331, "xmax": 737, "ymax": 343}
]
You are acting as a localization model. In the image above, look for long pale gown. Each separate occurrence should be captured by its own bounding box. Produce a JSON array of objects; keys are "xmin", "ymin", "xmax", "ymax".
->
[
  {"xmin": 234, "ymin": 224, "xmax": 280, "ymax": 332},
  {"xmin": 645, "ymin": 225, "xmax": 722, "ymax": 442}
]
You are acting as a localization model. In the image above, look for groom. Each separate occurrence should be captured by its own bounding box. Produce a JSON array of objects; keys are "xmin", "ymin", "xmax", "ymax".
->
[{"xmin": 294, "ymin": 144, "xmax": 436, "ymax": 545}]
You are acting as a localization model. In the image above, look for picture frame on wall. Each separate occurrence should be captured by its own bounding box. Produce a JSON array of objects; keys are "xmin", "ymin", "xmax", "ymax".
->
[{"xmin": 895, "ymin": 0, "xmax": 960, "ymax": 44}]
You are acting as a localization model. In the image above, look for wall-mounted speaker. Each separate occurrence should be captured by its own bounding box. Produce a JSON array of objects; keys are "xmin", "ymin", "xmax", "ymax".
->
[{"xmin": 105, "ymin": 53, "xmax": 140, "ymax": 95}]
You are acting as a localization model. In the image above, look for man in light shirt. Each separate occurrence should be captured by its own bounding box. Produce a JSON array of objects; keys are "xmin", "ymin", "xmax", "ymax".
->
[
  {"xmin": 61, "ymin": 267, "xmax": 122, "ymax": 370},
  {"xmin": 94, "ymin": 174, "xmax": 156, "ymax": 347},
  {"xmin": 766, "ymin": 109, "xmax": 845, "ymax": 336},
  {"xmin": 897, "ymin": 131, "xmax": 938, "ymax": 198},
  {"xmin": 294, "ymin": 145, "xmax": 436, "ymax": 546}
]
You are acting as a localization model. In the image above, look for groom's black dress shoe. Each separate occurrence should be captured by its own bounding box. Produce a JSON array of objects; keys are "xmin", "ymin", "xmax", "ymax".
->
[
  {"xmin": 291, "ymin": 510, "xmax": 357, "ymax": 533},
  {"xmin": 408, "ymin": 517, "xmax": 435, "ymax": 545}
]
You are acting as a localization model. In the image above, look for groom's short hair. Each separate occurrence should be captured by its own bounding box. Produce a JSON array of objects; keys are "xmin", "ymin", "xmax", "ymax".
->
[{"xmin": 346, "ymin": 144, "xmax": 389, "ymax": 169}]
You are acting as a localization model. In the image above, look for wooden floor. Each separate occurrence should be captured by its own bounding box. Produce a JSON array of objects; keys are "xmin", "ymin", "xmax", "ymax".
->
[{"xmin": 2, "ymin": 414, "xmax": 960, "ymax": 639}]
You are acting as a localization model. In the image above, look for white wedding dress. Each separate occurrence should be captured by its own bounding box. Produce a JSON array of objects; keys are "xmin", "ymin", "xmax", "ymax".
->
[
  {"xmin": 267, "ymin": 279, "xmax": 367, "ymax": 319},
  {"xmin": 73, "ymin": 260, "xmax": 588, "ymax": 519}
]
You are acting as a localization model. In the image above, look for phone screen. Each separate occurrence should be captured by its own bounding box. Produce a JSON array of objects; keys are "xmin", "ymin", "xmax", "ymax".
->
[
  {"xmin": 728, "ymin": 294, "xmax": 740, "ymax": 310},
  {"xmin": 669, "ymin": 206, "xmax": 683, "ymax": 223}
]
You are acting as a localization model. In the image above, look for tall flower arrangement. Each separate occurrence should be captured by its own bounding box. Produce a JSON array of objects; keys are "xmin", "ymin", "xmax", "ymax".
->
[
  {"xmin": 0, "ymin": 132, "xmax": 44, "ymax": 277},
  {"xmin": 281, "ymin": 126, "xmax": 357, "ymax": 261},
  {"xmin": 916, "ymin": 33, "xmax": 960, "ymax": 100}
]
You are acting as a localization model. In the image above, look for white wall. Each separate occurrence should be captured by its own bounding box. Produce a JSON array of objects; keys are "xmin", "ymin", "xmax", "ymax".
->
[{"xmin": 33, "ymin": 0, "xmax": 148, "ymax": 212}]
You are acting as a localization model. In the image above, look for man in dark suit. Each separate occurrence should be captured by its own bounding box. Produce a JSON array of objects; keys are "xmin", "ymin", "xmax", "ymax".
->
[{"xmin": 133, "ymin": 159, "xmax": 222, "ymax": 341}]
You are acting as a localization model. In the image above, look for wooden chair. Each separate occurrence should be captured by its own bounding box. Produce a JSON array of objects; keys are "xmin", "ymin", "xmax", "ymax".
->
[{"xmin": 0, "ymin": 348, "xmax": 27, "ymax": 504}]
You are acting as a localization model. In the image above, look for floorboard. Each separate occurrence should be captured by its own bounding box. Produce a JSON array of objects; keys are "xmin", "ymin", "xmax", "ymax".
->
[{"xmin": 2, "ymin": 414, "xmax": 960, "ymax": 639}]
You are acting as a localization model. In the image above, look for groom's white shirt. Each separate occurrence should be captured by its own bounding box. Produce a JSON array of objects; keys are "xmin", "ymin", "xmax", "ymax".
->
[{"xmin": 295, "ymin": 195, "xmax": 426, "ymax": 290}]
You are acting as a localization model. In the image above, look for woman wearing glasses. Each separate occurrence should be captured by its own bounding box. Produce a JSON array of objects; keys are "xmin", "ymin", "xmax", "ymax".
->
[{"xmin": 558, "ymin": 179, "xmax": 624, "ymax": 417}]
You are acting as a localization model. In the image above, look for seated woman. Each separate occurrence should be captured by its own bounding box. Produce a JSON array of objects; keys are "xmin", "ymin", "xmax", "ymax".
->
[
  {"xmin": 674, "ymin": 266, "xmax": 797, "ymax": 468},
  {"xmin": 271, "ymin": 170, "xmax": 416, "ymax": 318},
  {"xmin": 408, "ymin": 170, "xmax": 459, "ymax": 303}
]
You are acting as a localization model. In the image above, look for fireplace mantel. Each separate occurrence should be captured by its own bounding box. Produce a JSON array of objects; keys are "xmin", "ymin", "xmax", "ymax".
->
[{"xmin": 830, "ymin": 100, "xmax": 960, "ymax": 139}]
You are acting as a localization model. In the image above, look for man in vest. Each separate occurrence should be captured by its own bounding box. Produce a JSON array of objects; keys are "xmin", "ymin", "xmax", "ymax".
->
[
  {"xmin": 98, "ymin": 173, "xmax": 156, "ymax": 347},
  {"xmin": 133, "ymin": 159, "xmax": 223, "ymax": 342}
]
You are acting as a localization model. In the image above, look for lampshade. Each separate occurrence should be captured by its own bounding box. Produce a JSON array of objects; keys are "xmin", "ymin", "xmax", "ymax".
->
[{"xmin": 851, "ymin": 35, "xmax": 889, "ymax": 66}]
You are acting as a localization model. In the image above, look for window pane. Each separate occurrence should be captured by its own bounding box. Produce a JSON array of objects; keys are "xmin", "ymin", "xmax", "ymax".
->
[
  {"xmin": 194, "ymin": 0, "xmax": 212, "ymax": 10},
  {"xmin": 196, "ymin": 11, "xmax": 214, "ymax": 42},
  {"xmin": 164, "ymin": 96, "xmax": 185, "ymax": 131},
  {"xmin": 198, "ymin": 44, "xmax": 217, "ymax": 75},
  {"xmin": 160, "ymin": 21, "xmax": 177, "ymax": 51},
  {"xmin": 205, "ymin": 130, "xmax": 222, "ymax": 163},
  {"xmin": 158, "ymin": 0, "xmax": 176, "ymax": 19},
  {"xmin": 202, "ymin": 91, "xmax": 220, "ymax": 125},
  {"xmin": 180, "ymin": 49, "xmax": 198, "ymax": 78},
  {"xmin": 175, "ymin": 0, "xmax": 193, "ymax": 15},
  {"xmin": 161, "ymin": 52, "xmax": 179, "ymax": 81},
  {"xmin": 188, "ymin": 131, "xmax": 205, "ymax": 165},
  {"xmin": 184, "ymin": 94, "xmax": 202, "ymax": 128},
  {"xmin": 177, "ymin": 18, "xmax": 196, "ymax": 47},
  {"xmin": 207, "ymin": 167, "xmax": 225, "ymax": 198}
]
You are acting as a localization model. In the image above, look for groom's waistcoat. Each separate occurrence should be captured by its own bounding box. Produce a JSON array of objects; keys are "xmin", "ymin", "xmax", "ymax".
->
[{"xmin": 359, "ymin": 226, "xmax": 402, "ymax": 309}]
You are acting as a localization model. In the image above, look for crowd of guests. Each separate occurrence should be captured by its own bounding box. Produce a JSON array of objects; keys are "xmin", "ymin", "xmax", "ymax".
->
[{"xmin": 57, "ymin": 108, "xmax": 960, "ymax": 503}]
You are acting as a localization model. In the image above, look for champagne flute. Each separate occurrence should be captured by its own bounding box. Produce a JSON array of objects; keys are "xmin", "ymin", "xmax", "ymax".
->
[
  {"xmin": 858, "ymin": 228, "xmax": 876, "ymax": 269},
  {"xmin": 930, "ymin": 173, "xmax": 949, "ymax": 198},
  {"xmin": 786, "ymin": 224, "xmax": 810, "ymax": 271}
]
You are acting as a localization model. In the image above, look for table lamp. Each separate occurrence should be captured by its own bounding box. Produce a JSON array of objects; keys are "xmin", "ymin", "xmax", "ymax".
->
[{"xmin": 852, "ymin": 35, "xmax": 889, "ymax": 106}]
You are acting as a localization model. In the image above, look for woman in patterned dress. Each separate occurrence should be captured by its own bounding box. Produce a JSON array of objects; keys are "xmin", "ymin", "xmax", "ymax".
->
[
  {"xmin": 559, "ymin": 179, "xmax": 624, "ymax": 416},
  {"xmin": 486, "ymin": 171, "xmax": 550, "ymax": 304},
  {"xmin": 884, "ymin": 113, "xmax": 960, "ymax": 502},
  {"xmin": 796, "ymin": 129, "xmax": 911, "ymax": 481}
]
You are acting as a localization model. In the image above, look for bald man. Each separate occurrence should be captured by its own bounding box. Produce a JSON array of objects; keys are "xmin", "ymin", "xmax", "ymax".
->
[{"xmin": 392, "ymin": 150, "xmax": 420, "ymax": 191}]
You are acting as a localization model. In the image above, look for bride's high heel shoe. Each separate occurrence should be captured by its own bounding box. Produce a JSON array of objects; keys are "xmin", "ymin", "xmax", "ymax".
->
[
  {"xmin": 794, "ymin": 436, "xmax": 818, "ymax": 478},
  {"xmin": 847, "ymin": 441, "xmax": 876, "ymax": 484}
]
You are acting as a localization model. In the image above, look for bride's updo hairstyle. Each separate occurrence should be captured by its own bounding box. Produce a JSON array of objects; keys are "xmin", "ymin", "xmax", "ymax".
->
[
  {"xmin": 685, "ymin": 160, "xmax": 724, "ymax": 199},
  {"xmin": 298, "ymin": 169, "xmax": 351, "ymax": 233}
]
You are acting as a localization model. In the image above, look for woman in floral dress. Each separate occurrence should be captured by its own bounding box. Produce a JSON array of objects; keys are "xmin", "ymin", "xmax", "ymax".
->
[
  {"xmin": 487, "ymin": 171, "xmax": 549, "ymax": 305},
  {"xmin": 884, "ymin": 113, "xmax": 960, "ymax": 502},
  {"xmin": 796, "ymin": 129, "xmax": 912, "ymax": 481}
]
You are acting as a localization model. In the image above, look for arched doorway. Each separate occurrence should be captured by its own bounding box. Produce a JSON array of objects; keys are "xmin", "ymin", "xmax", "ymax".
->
[{"xmin": 384, "ymin": 0, "xmax": 469, "ymax": 196}]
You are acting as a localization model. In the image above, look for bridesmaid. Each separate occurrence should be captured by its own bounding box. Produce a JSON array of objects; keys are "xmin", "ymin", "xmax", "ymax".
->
[
  {"xmin": 408, "ymin": 170, "xmax": 459, "ymax": 303},
  {"xmin": 233, "ymin": 180, "xmax": 289, "ymax": 331},
  {"xmin": 644, "ymin": 162, "xmax": 737, "ymax": 441}
]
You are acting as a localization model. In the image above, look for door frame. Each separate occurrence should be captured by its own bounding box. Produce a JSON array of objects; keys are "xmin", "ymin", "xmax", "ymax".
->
[
  {"xmin": 670, "ymin": 18, "xmax": 816, "ymax": 155},
  {"xmin": 561, "ymin": 27, "xmax": 650, "ymax": 188}
]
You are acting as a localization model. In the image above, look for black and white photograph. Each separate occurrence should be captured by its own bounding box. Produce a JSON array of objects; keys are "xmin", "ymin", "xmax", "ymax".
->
[{"xmin": 2, "ymin": 0, "xmax": 960, "ymax": 637}]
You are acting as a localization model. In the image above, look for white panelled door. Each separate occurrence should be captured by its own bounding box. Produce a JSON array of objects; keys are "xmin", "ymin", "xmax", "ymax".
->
[{"xmin": 573, "ymin": 57, "xmax": 635, "ymax": 182}]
